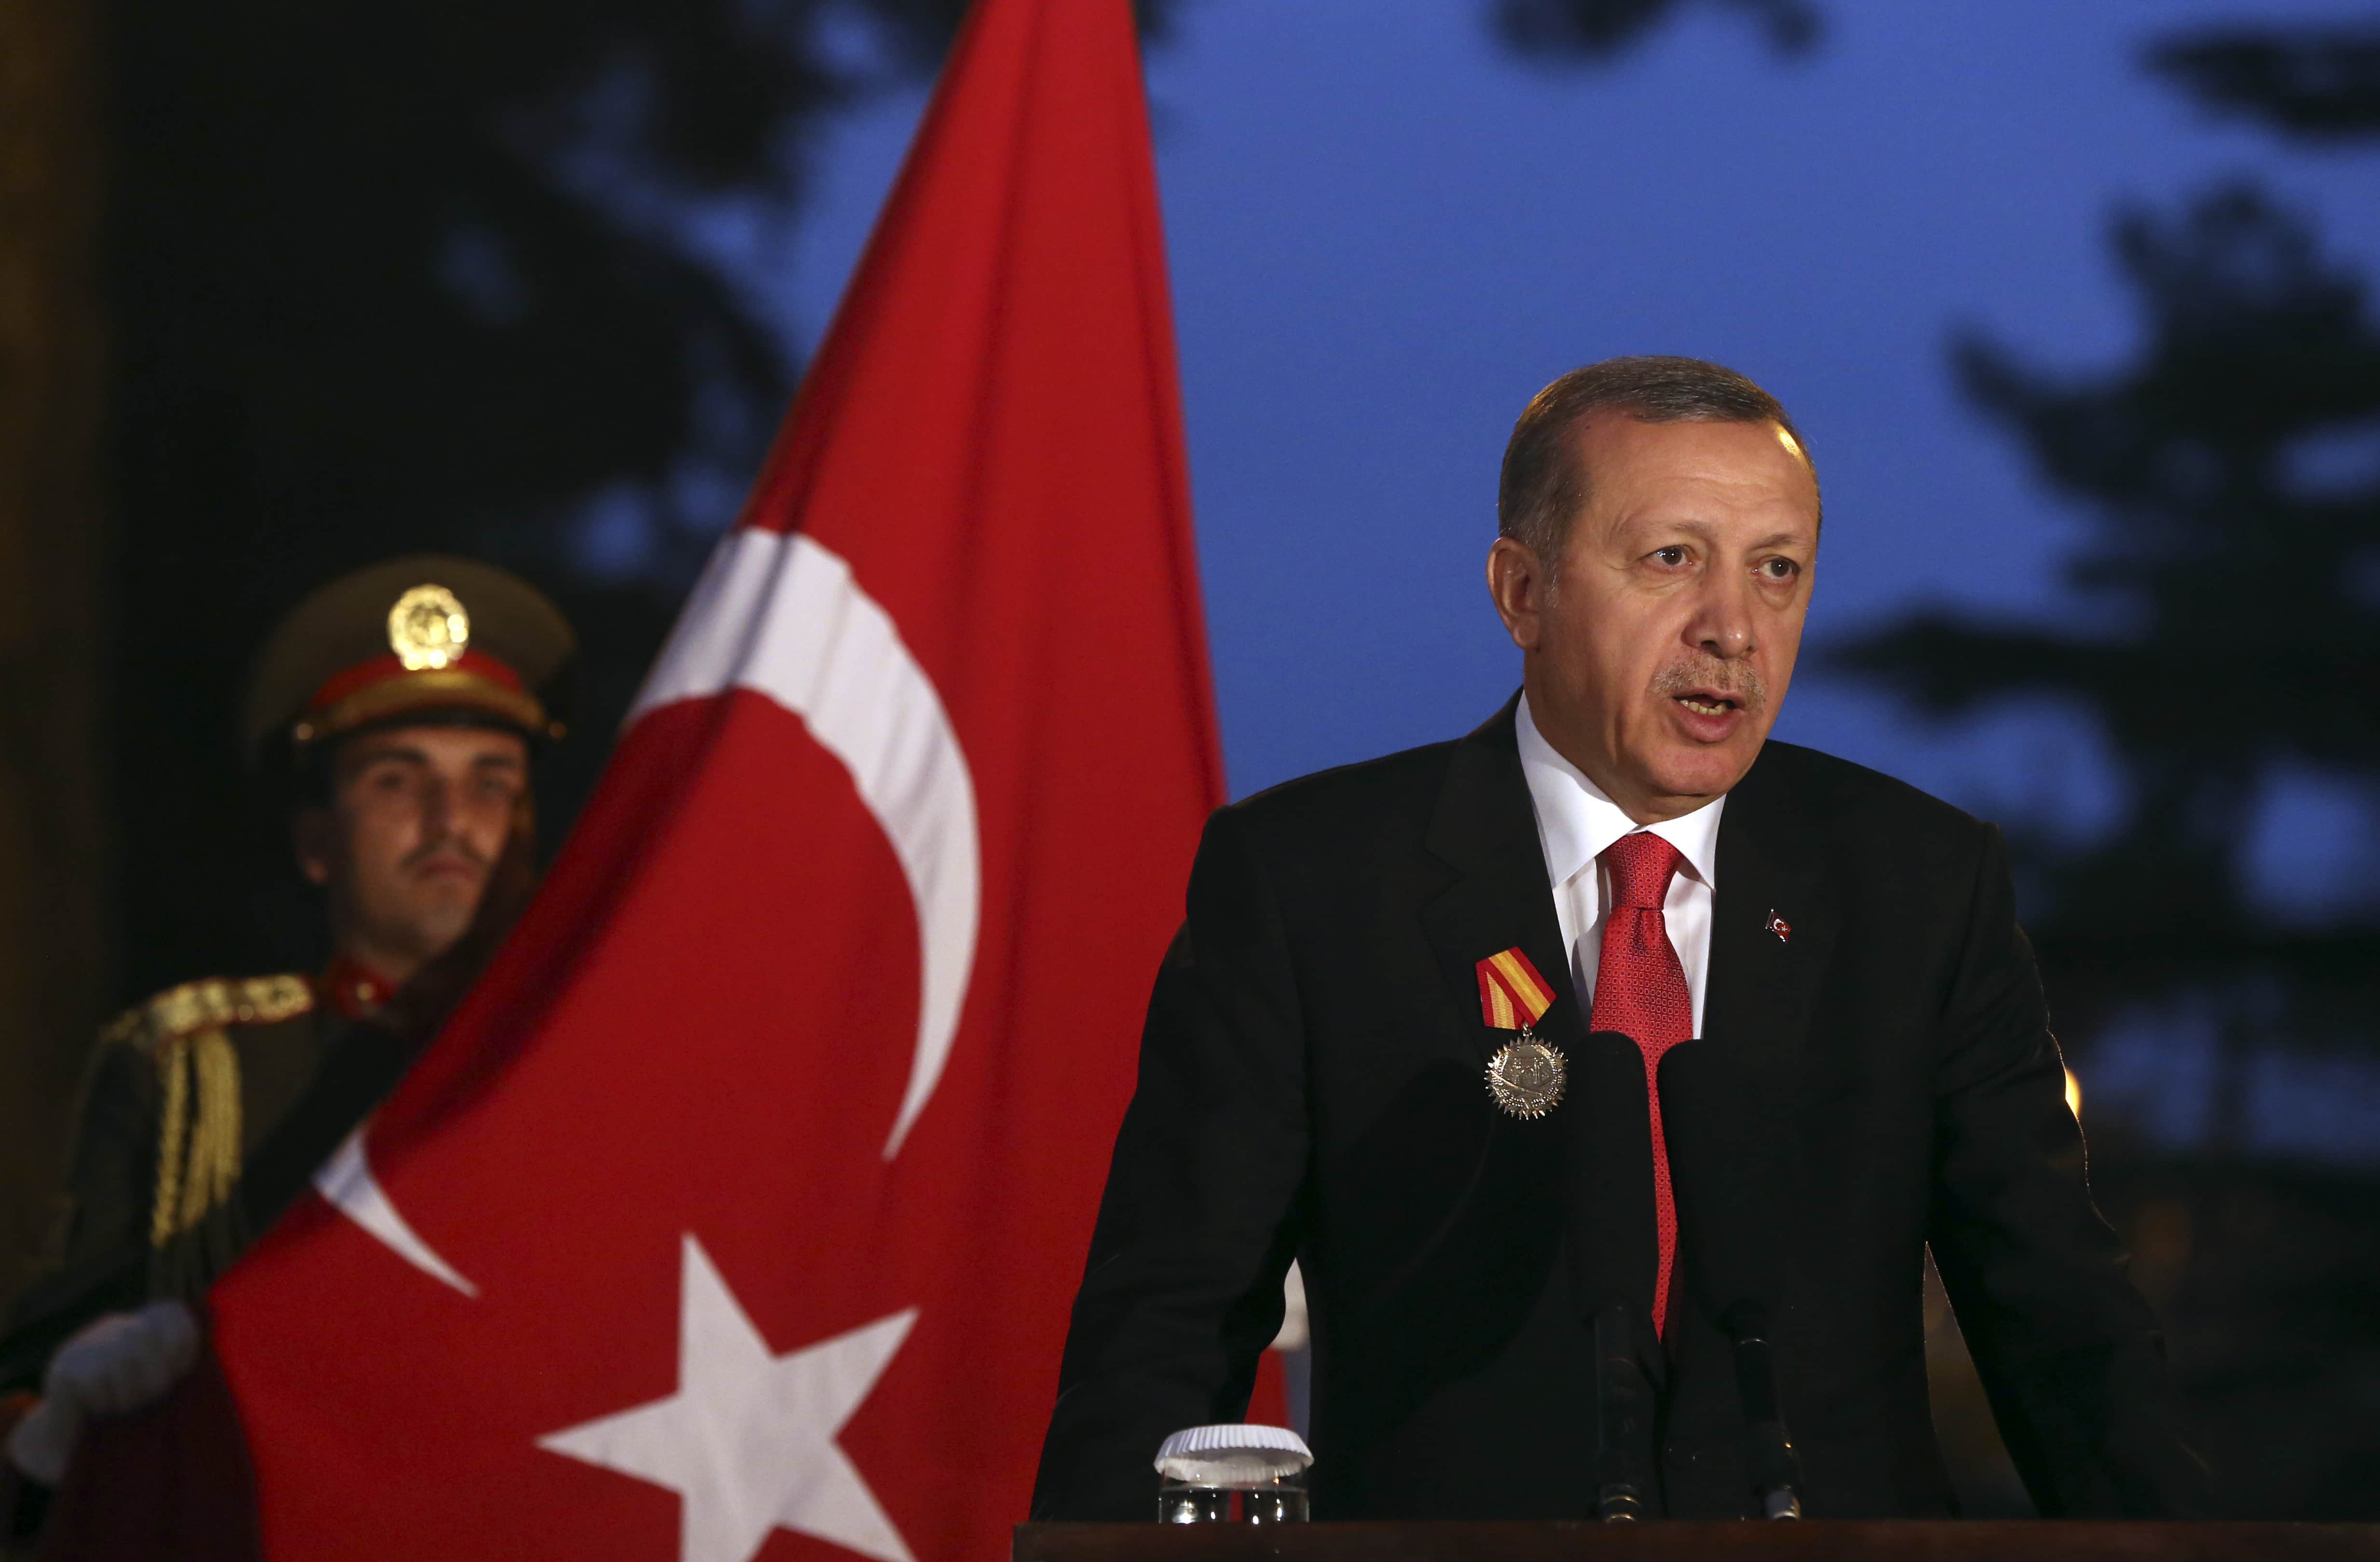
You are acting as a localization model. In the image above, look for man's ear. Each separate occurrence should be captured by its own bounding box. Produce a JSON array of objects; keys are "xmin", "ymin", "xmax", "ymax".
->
[
  {"xmin": 1487, "ymin": 537, "xmax": 1551, "ymax": 653},
  {"xmin": 291, "ymin": 806, "xmax": 337, "ymax": 888}
]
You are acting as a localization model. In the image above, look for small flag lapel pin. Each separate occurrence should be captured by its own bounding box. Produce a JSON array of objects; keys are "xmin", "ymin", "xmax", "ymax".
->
[{"xmin": 1765, "ymin": 910, "xmax": 1792, "ymax": 943}]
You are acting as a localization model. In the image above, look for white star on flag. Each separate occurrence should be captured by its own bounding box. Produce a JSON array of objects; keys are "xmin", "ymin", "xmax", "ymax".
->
[{"xmin": 539, "ymin": 1235, "xmax": 919, "ymax": 1562}]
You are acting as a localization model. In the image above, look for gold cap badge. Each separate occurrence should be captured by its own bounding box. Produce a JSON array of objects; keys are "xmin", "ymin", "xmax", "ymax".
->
[{"xmin": 388, "ymin": 584, "xmax": 470, "ymax": 671}]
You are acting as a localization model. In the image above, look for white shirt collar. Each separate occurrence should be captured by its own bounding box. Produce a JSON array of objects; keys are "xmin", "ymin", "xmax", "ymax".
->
[{"xmin": 1515, "ymin": 692, "xmax": 1725, "ymax": 892}]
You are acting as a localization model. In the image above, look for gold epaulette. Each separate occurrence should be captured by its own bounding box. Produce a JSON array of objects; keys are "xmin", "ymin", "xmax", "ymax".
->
[
  {"xmin": 103, "ymin": 975, "xmax": 312, "ymax": 1297},
  {"xmin": 102, "ymin": 973, "xmax": 315, "ymax": 1055}
]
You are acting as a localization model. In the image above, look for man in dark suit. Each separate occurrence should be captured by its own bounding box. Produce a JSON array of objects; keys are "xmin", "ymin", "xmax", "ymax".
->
[{"xmin": 1031, "ymin": 357, "xmax": 2201, "ymax": 1521}]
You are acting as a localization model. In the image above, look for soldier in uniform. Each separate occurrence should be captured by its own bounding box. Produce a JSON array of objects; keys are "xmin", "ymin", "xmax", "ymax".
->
[{"xmin": 0, "ymin": 556, "xmax": 573, "ymax": 1529}]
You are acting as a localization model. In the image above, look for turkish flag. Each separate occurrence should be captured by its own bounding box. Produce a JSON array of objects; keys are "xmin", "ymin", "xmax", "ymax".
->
[{"xmin": 207, "ymin": 1, "xmax": 1222, "ymax": 1557}]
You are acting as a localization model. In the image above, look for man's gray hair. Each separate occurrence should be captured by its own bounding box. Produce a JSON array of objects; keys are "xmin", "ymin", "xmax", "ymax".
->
[{"xmin": 1496, "ymin": 355, "xmax": 1818, "ymax": 572}]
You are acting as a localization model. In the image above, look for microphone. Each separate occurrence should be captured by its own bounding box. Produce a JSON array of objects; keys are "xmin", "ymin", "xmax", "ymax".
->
[
  {"xmin": 1565, "ymin": 1032, "xmax": 1663, "ymax": 1522},
  {"xmin": 1657, "ymin": 1039, "xmax": 1804, "ymax": 1521}
]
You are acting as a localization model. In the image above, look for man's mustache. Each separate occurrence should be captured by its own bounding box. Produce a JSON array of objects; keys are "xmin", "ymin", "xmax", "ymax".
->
[
  {"xmin": 403, "ymin": 835, "xmax": 492, "ymax": 874},
  {"xmin": 1651, "ymin": 658, "xmax": 1769, "ymax": 715}
]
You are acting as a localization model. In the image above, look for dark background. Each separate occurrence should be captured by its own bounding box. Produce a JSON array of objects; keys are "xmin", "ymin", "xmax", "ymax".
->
[{"xmin": 0, "ymin": 0, "xmax": 2374, "ymax": 1519}]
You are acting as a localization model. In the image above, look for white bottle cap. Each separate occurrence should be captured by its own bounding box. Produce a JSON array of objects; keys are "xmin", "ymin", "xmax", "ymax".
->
[{"xmin": 1152, "ymin": 1423, "xmax": 1314, "ymax": 1485}]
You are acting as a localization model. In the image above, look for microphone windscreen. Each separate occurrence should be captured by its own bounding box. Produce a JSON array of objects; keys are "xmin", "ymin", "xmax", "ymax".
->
[
  {"xmin": 1656, "ymin": 1038, "xmax": 1791, "ymax": 1325},
  {"xmin": 1565, "ymin": 1032, "xmax": 1659, "ymax": 1318}
]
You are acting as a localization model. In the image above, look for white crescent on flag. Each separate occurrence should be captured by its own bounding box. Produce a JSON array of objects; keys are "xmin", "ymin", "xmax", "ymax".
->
[
  {"xmin": 628, "ymin": 526, "xmax": 983, "ymax": 1161},
  {"xmin": 317, "ymin": 527, "xmax": 982, "ymax": 1288},
  {"xmin": 313, "ymin": 1128, "xmax": 480, "ymax": 1295}
]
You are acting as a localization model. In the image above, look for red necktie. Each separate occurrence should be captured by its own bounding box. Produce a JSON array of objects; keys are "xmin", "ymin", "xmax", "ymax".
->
[{"xmin": 1587, "ymin": 832, "xmax": 1691, "ymax": 1336}]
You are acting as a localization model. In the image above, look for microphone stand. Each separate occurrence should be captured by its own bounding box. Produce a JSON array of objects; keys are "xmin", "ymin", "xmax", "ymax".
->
[
  {"xmin": 1590, "ymin": 1303, "xmax": 1659, "ymax": 1521},
  {"xmin": 1722, "ymin": 1301, "xmax": 1802, "ymax": 1520},
  {"xmin": 1569, "ymin": 1032, "xmax": 1669, "ymax": 1522},
  {"xmin": 1656, "ymin": 1039, "xmax": 1806, "ymax": 1522}
]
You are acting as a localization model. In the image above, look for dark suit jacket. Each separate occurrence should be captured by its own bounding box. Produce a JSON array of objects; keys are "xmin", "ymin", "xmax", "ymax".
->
[{"xmin": 1032, "ymin": 698, "xmax": 2200, "ymax": 1521}]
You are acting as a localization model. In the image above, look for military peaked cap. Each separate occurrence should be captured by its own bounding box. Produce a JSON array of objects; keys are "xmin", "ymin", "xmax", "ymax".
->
[{"xmin": 243, "ymin": 555, "xmax": 575, "ymax": 762}]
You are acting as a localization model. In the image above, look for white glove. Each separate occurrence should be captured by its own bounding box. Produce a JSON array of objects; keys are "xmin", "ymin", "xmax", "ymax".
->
[
  {"xmin": 46, "ymin": 1300, "xmax": 201, "ymax": 1419},
  {"xmin": 5, "ymin": 1397, "xmax": 80, "ymax": 1487},
  {"xmin": 3, "ymin": 1301, "xmax": 202, "ymax": 1485}
]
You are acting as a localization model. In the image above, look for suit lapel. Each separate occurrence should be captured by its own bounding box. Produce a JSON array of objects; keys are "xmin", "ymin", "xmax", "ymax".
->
[
  {"xmin": 1418, "ymin": 696, "xmax": 1585, "ymax": 1066},
  {"xmin": 1703, "ymin": 745, "xmax": 1837, "ymax": 1086}
]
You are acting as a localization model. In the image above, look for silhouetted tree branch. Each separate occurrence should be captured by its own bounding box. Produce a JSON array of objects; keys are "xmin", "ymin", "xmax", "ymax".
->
[
  {"xmin": 1838, "ymin": 180, "xmax": 2380, "ymax": 1021},
  {"xmin": 2152, "ymin": 27, "xmax": 2380, "ymax": 140},
  {"xmin": 1489, "ymin": 0, "xmax": 1820, "ymax": 65}
]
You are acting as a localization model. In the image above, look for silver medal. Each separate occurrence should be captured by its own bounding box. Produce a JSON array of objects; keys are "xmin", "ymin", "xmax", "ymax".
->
[{"xmin": 1484, "ymin": 1028, "xmax": 1566, "ymax": 1119}]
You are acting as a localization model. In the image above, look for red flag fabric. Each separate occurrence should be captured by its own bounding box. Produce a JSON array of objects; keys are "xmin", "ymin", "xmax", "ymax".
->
[{"xmin": 209, "ymin": 1, "xmax": 1222, "ymax": 1556}]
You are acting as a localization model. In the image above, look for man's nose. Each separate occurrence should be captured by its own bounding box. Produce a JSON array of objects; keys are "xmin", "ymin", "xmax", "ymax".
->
[
  {"xmin": 417, "ymin": 774, "xmax": 453, "ymax": 837},
  {"xmin": 1688, "ymin": 571, "xmax": 1757, "ymax": 661}
]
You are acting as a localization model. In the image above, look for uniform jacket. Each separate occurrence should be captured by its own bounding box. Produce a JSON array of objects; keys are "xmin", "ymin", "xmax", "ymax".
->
[
  {"xmin": 2, "ymin": 977, "xmax": 419, "ymax": 1393},
  {"xmin": 1031, "ymin": 698, "xmax": 2201, "ymax": 1521}
]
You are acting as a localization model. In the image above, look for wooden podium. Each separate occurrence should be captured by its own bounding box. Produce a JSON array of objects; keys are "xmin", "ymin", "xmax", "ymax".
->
[{"xmin": 1014, "ymin": 1523, "xmax": 2380, "ymax": 1561}]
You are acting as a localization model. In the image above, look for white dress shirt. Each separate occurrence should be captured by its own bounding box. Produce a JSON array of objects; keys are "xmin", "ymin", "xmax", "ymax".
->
[{"xmin": 1515, "ymin": 693, "xmax": 1726, "ymax": 1037}]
